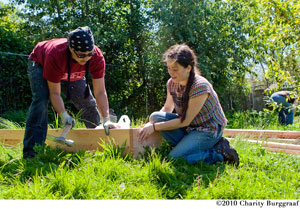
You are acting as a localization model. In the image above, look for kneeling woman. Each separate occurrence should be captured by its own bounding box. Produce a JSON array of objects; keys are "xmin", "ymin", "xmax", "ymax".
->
[{"xmin": 139, "ymin": 44, "xmax": 239, "ymax": 166}]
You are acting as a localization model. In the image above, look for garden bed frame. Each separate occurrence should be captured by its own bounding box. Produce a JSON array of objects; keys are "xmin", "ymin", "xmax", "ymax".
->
[
  {"xmin": 0, "ymin": 128, "xmax": 162, "ymax": 158},
  {"xmin": 0, "ymin": 128, "xmax": 299, "ymax": 157},
  {"xmin": 223, "ymin": 129, "xmax": 300, "ymax": 154}
]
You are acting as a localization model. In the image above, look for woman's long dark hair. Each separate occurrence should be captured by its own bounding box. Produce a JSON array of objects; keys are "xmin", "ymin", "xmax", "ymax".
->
[{"xmin": 163, "ymin": 44, "xmax": 201, "ymax": 122}]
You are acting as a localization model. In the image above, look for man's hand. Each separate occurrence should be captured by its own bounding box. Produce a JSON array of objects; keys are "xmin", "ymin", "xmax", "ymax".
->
[
  {"xmin": 60, "ymin": 111, "xmax": 76, "ymax": 128},
  {"xmin": 103, "ymin": 117, "xmax": 117, "ymax": 135}
]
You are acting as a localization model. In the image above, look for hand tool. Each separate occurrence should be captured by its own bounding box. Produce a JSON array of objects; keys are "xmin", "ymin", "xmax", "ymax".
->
[{"xmin": 46, "ymin": 124, "xmax": 74, "ymax": 146}]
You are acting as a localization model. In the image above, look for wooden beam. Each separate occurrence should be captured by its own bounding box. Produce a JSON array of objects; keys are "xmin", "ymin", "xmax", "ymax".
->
[
  {"xmin": 0, "ymin": 128, "xmax": 163, "ymax": 158},
  {"xmin": 1, "ymin": 128, "xmax": 300, "ymax": 156},
  {"xmin": 246, "ymin": 139, "xmax": 300, "ymax": 152},
  {"xmin": 224, "ymin": 129, "xmax": 300, "ymax": 139},
  {"xmin": 0, "ymin": 129, "xmax": 24, "ymax": 147},
  {"xmin": 265, "ymin": 147, "xmax": 300, "ymax": 154},
  {"xmin": 260, "ymin": 138, "xmax": 300, "ymax": 145}
]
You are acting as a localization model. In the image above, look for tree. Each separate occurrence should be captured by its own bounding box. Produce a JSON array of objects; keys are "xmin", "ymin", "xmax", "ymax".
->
[
  {"xmin": 0, "ymin": 2, "xmax": 32, "ymax": 113},
  {"xmin": 248, "ymin": 0, "xmax": 300, "ymax": 98},
  {"xmin": 151, "ymin": 0, "xmax": 254, "ymax": 111},
  {"xmin": 8, "ymin": 0, "xmax": 158, "ymax": 118},
  {"xmin": 4, "ymin": 0, "xmax": 292, "ymax": 118}
]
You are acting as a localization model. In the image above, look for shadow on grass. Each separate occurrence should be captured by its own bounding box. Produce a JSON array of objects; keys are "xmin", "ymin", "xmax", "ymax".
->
[
  {"xmin": 139, "ymin": 142, "xmax": 226, "ymax": 199},
  {"xmin": 0, "ymin": 140, "xmax": 227, "ymax": 199},
  {"xmin": 0, "ymin": 145, "xmax": 86, "ymax": 184}
]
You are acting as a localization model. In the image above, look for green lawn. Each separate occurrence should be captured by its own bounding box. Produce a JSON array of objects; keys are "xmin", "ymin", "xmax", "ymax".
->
[
  {"xmin": 226, "ymin": 110, "xmax": 300, "ymax": 131},
  {"xmin": 0, "ymin": 137, "xmax": 299, "ymax": 199},
  {"xmin": 0, "ymin": 110, "xmax": 299, "ymax": 199}
]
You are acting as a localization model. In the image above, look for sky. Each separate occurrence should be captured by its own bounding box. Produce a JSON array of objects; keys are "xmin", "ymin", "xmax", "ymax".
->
[{"xmin": 0, "ymin": 0, "xmax": 10, "ymax": 4}]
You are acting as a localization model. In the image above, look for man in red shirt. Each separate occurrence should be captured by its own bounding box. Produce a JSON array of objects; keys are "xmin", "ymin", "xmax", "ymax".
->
[{"xmin": 23, "ymin": 26, "xmax": 114, "ymax": 158}]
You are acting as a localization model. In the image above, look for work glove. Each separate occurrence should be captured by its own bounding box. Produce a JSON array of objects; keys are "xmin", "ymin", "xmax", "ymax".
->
[
  {"xmin": 103, "ymin": 117, "xmax": 117, "ymax": 135},
  {"xmin": 60, "ymin": 111, "xmax": 76, "ymax": 128}
]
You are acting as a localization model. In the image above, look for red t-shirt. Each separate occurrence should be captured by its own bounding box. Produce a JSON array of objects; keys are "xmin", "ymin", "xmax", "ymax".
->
[{"xmin": 29, "ymin": 38, "xmax": 105, "ymax": 83}]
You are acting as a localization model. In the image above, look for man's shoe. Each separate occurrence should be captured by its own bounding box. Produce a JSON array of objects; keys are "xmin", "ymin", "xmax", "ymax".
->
[
  {"xmin": 23, "ymin": 154, "xmax": 35, "ymax": 159},
  {"xmin": 214, "ymin": 137, "xmax": 239, "ymax": 167}
]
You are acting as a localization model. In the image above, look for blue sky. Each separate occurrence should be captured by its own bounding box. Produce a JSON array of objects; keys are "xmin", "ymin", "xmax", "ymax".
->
[{"xmin": 0, "ymin": 0, "xmax": 10, "ymax": 4}]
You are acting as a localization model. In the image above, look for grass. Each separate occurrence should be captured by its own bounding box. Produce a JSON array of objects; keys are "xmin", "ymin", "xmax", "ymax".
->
[
  {"xmin": 0, "ymin": 137, "xmax": 299, "ymax": 199},
  {"xmin": 0, "ymin": 110, "xmax": 299, "ymax": 199},
  {"xmin": 3, "ymin": 108, "xmax": 299, "ymax": 130},
  {"xmin": 226, "ymin": 109, "xmax": 300, "ymax": 130},
  {"xmin": 0, "ymin": 117, "xmax": 23, "ymax": 129}
]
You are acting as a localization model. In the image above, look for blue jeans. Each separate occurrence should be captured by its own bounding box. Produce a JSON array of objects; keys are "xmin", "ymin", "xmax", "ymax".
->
[
  {"xmin": 271, "ymin": 93, "xmax": 294, "ymax": 125},
  {"xmin": 23, "ymin": 59, "xmax": 101, "ymax": 158},
  {"xmin": 149, "ymin": 111, "xmax": 224, "ymax": 164}
]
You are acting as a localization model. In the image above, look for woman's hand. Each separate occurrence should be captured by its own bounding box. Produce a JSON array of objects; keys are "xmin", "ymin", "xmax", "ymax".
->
[{"xmin": 139, "ymin": 123, "xmax": 155, "ymax": 142}]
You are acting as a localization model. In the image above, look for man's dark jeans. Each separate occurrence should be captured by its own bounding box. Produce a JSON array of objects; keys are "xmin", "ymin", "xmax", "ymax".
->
[
  {"xmin": 23, "ymin": 59, "xmax": 101, "ymax": 158},
  {"xmin": 271, "ymin": 93, "xmax": 294, "ymax": 125}
]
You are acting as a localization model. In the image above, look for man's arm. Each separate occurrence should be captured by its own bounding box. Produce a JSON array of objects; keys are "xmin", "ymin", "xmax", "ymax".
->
[
  {"xmin": 47, "ymin": 80, "xmax": 65, "ymax": 114},
  {"xmin": 92, "ymin": 78, "xmax": 109, "ymax": 119},
  {"xmin": 293, "ymin": 100, "xmax": 298, "ymax": 117}
]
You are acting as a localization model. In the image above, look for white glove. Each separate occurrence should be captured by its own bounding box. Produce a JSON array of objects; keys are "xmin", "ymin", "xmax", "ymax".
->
[
  {"xmin": 60, "ymin": 111, "xmax": 75, "ymax": 128},
  {"xmin": 95, "ymin": 124, "xmax": 104, "ymax": 129},
  {"xmin": 103, "ymin": 117, "xmax": 117, "ymax": 135}
]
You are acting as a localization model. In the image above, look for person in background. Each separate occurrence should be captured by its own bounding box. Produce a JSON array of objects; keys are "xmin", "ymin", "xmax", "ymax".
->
[
  {"xmin": 23, "ymin": 26, "xmax": 115, "ymax": 159},
  {"xmin": 139, "ymin": 44, "xmax": 239, "ymax": 166},
  {"xmin": 271, "ymin": 91, "xmax": 298, "ymax": 126}
]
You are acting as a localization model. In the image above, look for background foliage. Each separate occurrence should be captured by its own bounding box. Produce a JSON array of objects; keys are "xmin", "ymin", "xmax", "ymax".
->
[
  {"xmin": 249, "ymin": 0, "xmax": 300, "ymax": 96},
  {"xmin": 0, "ymin": 0, "xmax": 299, "ymax": 120},
  {"xmin": 0, "ymin": 3, "xmax": 32, "ymax": 113}
]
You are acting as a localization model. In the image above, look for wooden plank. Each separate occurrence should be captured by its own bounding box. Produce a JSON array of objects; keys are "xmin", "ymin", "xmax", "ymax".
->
[
  {"xmin": 262, "ymin": 138, "xmax": 300, "ymax": 145},
  {"xmin": 232, "ymin": 137, "xmax": 300, "ymax": 144},
  {"xmin": 224, "ymin": 129, "xmax": 300, "ymax": 139},
  {"xmin": 265, "ymin": 147, "xmax": 300, "ymax": 154},
  {"xmin": 131, "ymin": 129, "xmax": 162, "ymax": 159},
  {"xmin": 1, "ymin": 128, "xmax": 300, "ymax": 156},
  {"xmin": 0, "ymin": 129, "xmax": 24, "ymax": 147},
  {"xmin": 46, "ymin": 128, "xmax": 132, "ymax": 153},
  {"xmin": 246, "ymin": 140, "xmax": 300, "ymax": 151},
  {"xmin": 0, "ymin": 128, "xmax": 163, "ymax": 158}
]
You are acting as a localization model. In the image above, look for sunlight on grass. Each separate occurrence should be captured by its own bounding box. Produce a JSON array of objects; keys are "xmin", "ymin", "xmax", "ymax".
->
[
  {"xmin": 0, "ymin": 110, "xmax": 299, "ymax": 199},
  {"xmin": 0, "ymin": 136, "xmax": 299, "ymax": 199},
  {"xmin": 226, "ymin": 109, "xmax": 300, "ymax": 130},
  {"xmin": 0, "ymin": 117, "xmax": 22, "ymax": 129}
]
